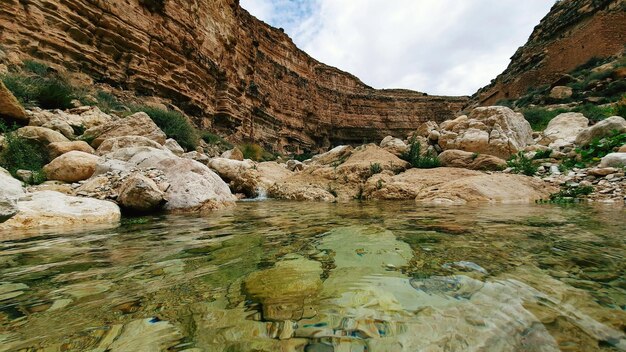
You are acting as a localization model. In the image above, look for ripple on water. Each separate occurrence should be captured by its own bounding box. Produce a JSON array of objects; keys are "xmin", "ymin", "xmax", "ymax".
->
[{"xmin": 0, "ymin": 201, "xmax": 624, "ymax": 351}]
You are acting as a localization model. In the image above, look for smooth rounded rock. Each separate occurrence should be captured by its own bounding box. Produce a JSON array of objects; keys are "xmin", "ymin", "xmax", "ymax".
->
[
  {"xmin": 49, "ymin": 141, "xmax": 95, "ymax": 159},
  {"xmin": 118, "ymin": 174, "xmax": 165, "ymax": 212},
  {"xmin": 43, "ymin": 151, "xmax": 99, "ymax": 182}
]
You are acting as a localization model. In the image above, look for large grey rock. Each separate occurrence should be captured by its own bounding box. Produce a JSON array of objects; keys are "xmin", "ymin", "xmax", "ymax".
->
[
  {"xmin": 438, "ymin": 107, "xmax": 534, "ymax": 159},
  {"xmin": 540, "ymin": 112, "xmax": 588, "ymax": 149},
  {"xmin": 0, "ymin": 167, "xmax": 24, "ymax": 223},
  {"xmin": 599, "ymin": 153, "xmax": 626, "ymax": 168},
  {"xmin": 575, "ymin": 116, "xmax": 626, "ymax": 146}
]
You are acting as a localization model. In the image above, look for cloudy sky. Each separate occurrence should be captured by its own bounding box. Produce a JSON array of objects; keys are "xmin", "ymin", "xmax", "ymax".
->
[{"xmin": 239, "ymin": 0, "xmax": 555, "ymax": 96}]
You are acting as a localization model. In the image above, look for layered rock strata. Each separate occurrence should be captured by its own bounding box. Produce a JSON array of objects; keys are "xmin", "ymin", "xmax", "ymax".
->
[{"xmin": 0, "ymin": 0, "xmax": 467, "ymax": 152}]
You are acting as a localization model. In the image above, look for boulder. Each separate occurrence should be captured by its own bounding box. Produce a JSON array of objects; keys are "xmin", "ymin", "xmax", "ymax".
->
[
  {"xmin": 232, "ymin": 161, "xmax": 293, "ymax": 197},
  {"xmin": 0, "ymin": 167, "xmax": 24, "ymax": 223},
  {"xmin": 182, "ymin": 151, "xmax": 210, "ymax": 163},
  {"xmin": 588, "ymin": 167, "xmax": 618, "ymax": 177},
  {"xmin": 619, "ymin": 144, "xmax": 626, "ymax": 153},
  {"xmin": 286, "ymin": 159, "xmax": 304, "ymax": 171},
  {"xmin": 380, "ymin": 136, "xmax": 408, "ymax": 156},
  {"xmin": 208, "ymin": 158, "xmax": 255, "ymax": 182},
  {"xmin": 539, "ymin": 112, "xmax": 589, "ymax": 149},
  {"xmin": 335, "ymin": 144, "xmax": 409, "ymax": 181},
  {"xmin": 243, "ymin": 255, "xmax": 322, "ymax": 321},
  {"xmin": 41, "ymin": 118, "xmax": 74, "ymax": 139},
  {"xmin": 438, "ymin": 107, "xmax": 534, "ymax": 159},
  {"xmin": 118, "ymin": 174, "xmax": 165, "ymax": 212},
  {"xmin": 414, "ymin": 121, "xmax": 439, "ymax": 138},
  {"xmin": 49, "ymin": 141, "xmax": 95, "ymax": 159},
  {"xmin": 549, "ymin": 86, "xmax": 573, "ymax": 100},
  {"xmin": 575, "ymin": 116, "xmax": 626, "ymax": 146},
  {"xmin": 99, "ymin": 147, "xmax": 235, "ymax": 211},
  {"xmin": 363, "ymin": 168, "xmax": 556, "ymax": 203},
  {"xmin": 0, "ymin": 80, "xmax": 27, "ymax": 121},
  {"xmin": 306, "ymin": 145, "xmax": 353, "ymax": 165},
  {"xmin": 438, "ymin": 149, "xmax": 507, "ymax": 171},
  {"xmin": 0, "ymin": 191, "xmax": 121, "ymax": 231},
  {"xmin": 221, "ymin": 147, "xmax": 244, "ymax": 161},
  {"xmin": 16, "ymin": 126, "xmax": 69, "ymax": 145},
  {"xmin": 28, "ymin": 106, "xmax": 114, "ymax": 132},
  {"xmin": 43, "ymin": 151, "xmax": 99, "ymax": 182},
  {"xmin": 83, "ymin": 112, "xmax": 167, "ymax": 148},
  {"xmin": 599, "ymin": 153, "xmax": 626, "ymax": 168},
  {"xmin": 164, "ymin": 138, "xmax": 184, "ymax": 156},
  {"xmin": 96, "ymin": 136, "xmax": 164, "ymax": 155}
]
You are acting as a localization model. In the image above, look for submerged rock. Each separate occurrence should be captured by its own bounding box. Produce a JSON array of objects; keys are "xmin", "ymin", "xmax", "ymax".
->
[{"xmin": 0, "ymin": 191, "xmax": 120, "ymax": 231}]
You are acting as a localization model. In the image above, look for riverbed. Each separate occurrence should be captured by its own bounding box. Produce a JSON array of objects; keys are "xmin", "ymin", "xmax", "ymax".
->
[{"xmin": 0, "ymin": 201, "xmax": 624, "ymax": 351}]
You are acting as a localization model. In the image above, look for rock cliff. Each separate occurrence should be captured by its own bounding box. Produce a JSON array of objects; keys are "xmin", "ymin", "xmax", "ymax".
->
[
  {"xmin": 0, "ymin": 0, "xmax": 467, "ymax": 152},
  {"xmin": 475, "ymin": 0, "xmax": 626, "ymax": 106}
]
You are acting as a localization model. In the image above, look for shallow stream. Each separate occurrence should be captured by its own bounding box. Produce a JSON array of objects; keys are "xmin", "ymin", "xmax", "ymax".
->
[{"xmin": 0, "ymin": 201, "xmax": 625, "ymax": 351}]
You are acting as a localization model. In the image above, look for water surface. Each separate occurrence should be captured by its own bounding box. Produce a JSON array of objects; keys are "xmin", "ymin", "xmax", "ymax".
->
[{"xmin": 0, "ymin": 201, "xmax": 625, "ymax": 351}]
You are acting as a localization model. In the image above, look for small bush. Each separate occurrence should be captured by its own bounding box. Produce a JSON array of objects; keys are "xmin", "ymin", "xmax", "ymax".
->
[
  {"xmin": 369, "ymin": 162, "xmax": 382, "ymax": 175},
  {"xmin": 614, "ymin": 96, "xmax": 626, "ymax": 117},
  {"xmin": 90, "ymin": 91, "xmax": 126, "ymax": 112},
  {"xmin": 22, "ymin": 60, "xmax": 50, "ymax": 76},
  {"xmin": 522, "ymin": 107, "xmax": 566, "ymax": 131},
  {"xmin": 134, "ymin": 106, "xmax": 198, "ymax": 150},
  {"xmin": 507, "ymin": 152, "xmax": 538, "ymax": 176},
  {"xmin": 201, "ymin": 131, "xmax": 233, "ymax": 148},
  {"xmin": 239, "ymin": 143, "xmax": 280, "ymax": 161},
  {"xmin": 0, "ymin": 132, "xmax": 48, "ymax": 184},
  {"xmin": 293, "ymin": 152, "xmax": 314, "ymax": 162},
  {"xmin": 401, "ymin": 137, "xmax": 440, "ymax": 169},
  {"xmin": 533, "ymin": 149, "xmax": 553, "ymax": 160},
  {"xmin": 2, "ymin": 69, "xmax": 76, "ymax": 110}
]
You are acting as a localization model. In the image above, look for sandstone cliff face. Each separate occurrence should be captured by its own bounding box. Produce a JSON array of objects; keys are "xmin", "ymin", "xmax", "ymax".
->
[
  {"xmin": 475, "ymin": 0, "xmax": 626, "ymax": 106},
  {"xmin": 0, "ymin": 0, "xmax": 467, "ymax": 152}
]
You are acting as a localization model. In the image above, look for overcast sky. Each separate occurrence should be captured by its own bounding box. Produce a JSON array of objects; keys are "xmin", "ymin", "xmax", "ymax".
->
[{"xmin": 239, "ymin": 0, "xmax": 555, "ymax": 96}]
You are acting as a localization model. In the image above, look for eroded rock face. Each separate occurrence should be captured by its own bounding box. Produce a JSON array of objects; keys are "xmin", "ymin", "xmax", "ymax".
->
[
  {"xmin": 43, "ymin": 151, "xmax": 99, "ymax": 182},
  {"xmin": 83, "ymin": 112, "xmax": 166, "ymax": 148},
  {"xmin": 0, "ymin": 0, "xmax": 467, "ymax": 151},
  {"xmin": 438, "ymin": 149, "xmax": 507, "ymax": 171},
  {"xmin": 439, "ymin": 107, "xmax": 534, "ymax": 159},
  {"xmin": 0, "ymin": 191, "xmax": 120, "ymax": 231}
]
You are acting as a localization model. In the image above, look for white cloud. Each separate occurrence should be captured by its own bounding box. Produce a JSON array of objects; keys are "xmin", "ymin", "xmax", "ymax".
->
[{"xmin": 241, "ymin": 0, "xmax": 555, "ymax": 96}]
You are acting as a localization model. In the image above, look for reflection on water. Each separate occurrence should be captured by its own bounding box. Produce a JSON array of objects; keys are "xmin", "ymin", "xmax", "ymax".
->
[{"xmin": 0, "ymin": 201, "xmax": 625, "ymax": 351}]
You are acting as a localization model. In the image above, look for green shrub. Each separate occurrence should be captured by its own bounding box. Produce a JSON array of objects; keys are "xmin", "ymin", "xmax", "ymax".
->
[
  {"xmin": 239, "ymin": 143, "xmax": 277, "ymax": 161},
  {"xmin": 200, "ymin": 131, "xmax": 232, "ymax": 148},
  {"xmin": 369, "ymin": 162, "xmax": 382, "ymax": 175},
  {"xmin": 22, "ymin": 60, "xmax": 50, "ymax": 76},
  {"xmin": 577, "ymin": 131, "xmax": 626, "ymax": 164},
  {"xmin": 538, "ymin": 185, "xmax": 594, "ymax": 204},
  {"xmin": 133, "ymin": 106, "xmax": 198, "ymax": 150},
  {"xmin": 90, "ymin": 91, "xmax": 126, "ymax": 112},
  {"xmin": 401, "ymin": 137, "xmax": 440, "ymax": 169},
  {"xmin": 522, "ymin": 107, "xmax": 566, "ymax": 131},
  {"xmin": 570, "ymin": 104, "xmax": 614, "ymax": 122},
  {"xmin": 533, "ymin": 149, "xmax": 553, "ymax": 160},
  {"xmin": 0, "ymin": 132, "xmax": 48, "ymax": 184},
  {"xmin": 507, "ymin": 152, "xmax": 538, "ymax": 176},
  {"xmin": 614, "ymin": 96, "xmax": 626, "ymax": 117},
  {"xmin": 2, "ymin": 71, "xmax": 75, "ymax": 110}
]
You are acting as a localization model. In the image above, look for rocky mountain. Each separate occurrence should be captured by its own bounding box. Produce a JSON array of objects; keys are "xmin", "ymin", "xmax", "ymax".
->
[
  {"xmin": 0, "ymin": 0, "xmax": 467, "ymax": 153},
  {"xmin": 475, "ymin": 0, "xmax": 626, "ymax": 106}
]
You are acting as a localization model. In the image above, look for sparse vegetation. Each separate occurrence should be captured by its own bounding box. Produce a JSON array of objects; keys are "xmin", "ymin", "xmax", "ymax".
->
[
  {"xmin": 133, "ymin": 106, "xmax": 198, "ymax": 150},
  {"xmin": 538, "ymin": 185, "xmax": 594, "ymax": 204},
  {"xmin": 201, "ymin": 131, "xmax": 233, "ymax": 149},
  {"xmin": 293, "ymin": 152, "xmax": 315, "ymax": 162},
  {"xmin": 2, "ymin": 65, "xmax": 76, "ymax": 110},
  {"xmin": 0, "ymin": 129, "xmax": 48, "ymax": 184},
  {"xmin": 522, "ymin": 107, "xmax": 567, "ymax": 131},
  {"xmin": 533, "ymin": 149, "xmax": 553, "ymax": 160},
  {"xmin": 507, "ymin": 151, "xmax": 538, "ymax": 176},
  {"xmin": 239, "ymin": 143, "xmax": 277, "ymax": 161},
  {"xmin": 369, "ymin": 162, "xmax": 382, "ymax": 175},
  {"xmin": 401, "ymin": 137, "xmax": 440, "ymax": 169},
  {"xmin": 575, "ymin": 130, "xmax": 626, "ymax": 166}
]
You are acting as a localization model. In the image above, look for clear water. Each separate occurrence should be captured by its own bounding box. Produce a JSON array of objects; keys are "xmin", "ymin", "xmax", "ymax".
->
[{"xmin": 0, "ymin": 201, "xmax": 625, "ymax": 351}]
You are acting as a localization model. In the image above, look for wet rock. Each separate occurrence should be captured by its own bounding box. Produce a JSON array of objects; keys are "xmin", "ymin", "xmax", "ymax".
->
[
  {"xmin": 0, "ymin": 191, "xmax": 120, "ymax": 231},
  {"xmin": 438, "ymin": 149, "xmax": 507, "ymax": 171},
  {"xmin": 380, "ymin": 136, "xmax": 408, "ymax": 156},
  {"xmin": 438, "ymin": 106, "xmax": 534, "ymax": 159},
  {"xmin": 16, "ymin": 126, "xmax": 69, "ymax": 145},
  {"xmin": 118, "ymin": 174, "xmax": 165, "ymax": 212},
  {"xmin": 0, "ymin": 282, "xmax": 28, "ymax": 301},
  {"xmin": 43, "ymin": 151, "xmax": 99, "ymax": 182},
  {"xmin": 599, "ymin": 153, "xmax": 626, "ymax": 168},
  {"xmin": 83, "ymin": 112, "xmax": 167, "ymax": 148},
  {"xmin": 442, "ymin": 261, "xmax": 489, "ymax": 275},
  {"xmin": 106, "ymin": 318, "xmax": 182, "ymax": 352},
  {"xmin": 164, "ymin": 138, "xmax": 184, "ymax": 156},
  {"xmin": 244, "ymin": 255, "xmax": 322, "ymax": 321},
  {"xmin": 575, "ymin": 116, "xmax": 626, "ymax": 146},
  {"xmin": 0, "ymin": 80, "xmax": 27, "ymax": 121}
]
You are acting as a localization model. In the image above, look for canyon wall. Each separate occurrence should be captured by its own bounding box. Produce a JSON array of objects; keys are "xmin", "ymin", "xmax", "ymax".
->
[
  {"xmin": 476, "ymin": 0, "xmax": 626, "ymax": 106},
  {"xmin": 0, "ymin": 0, "xmax": 467, "ymax": 152}
]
